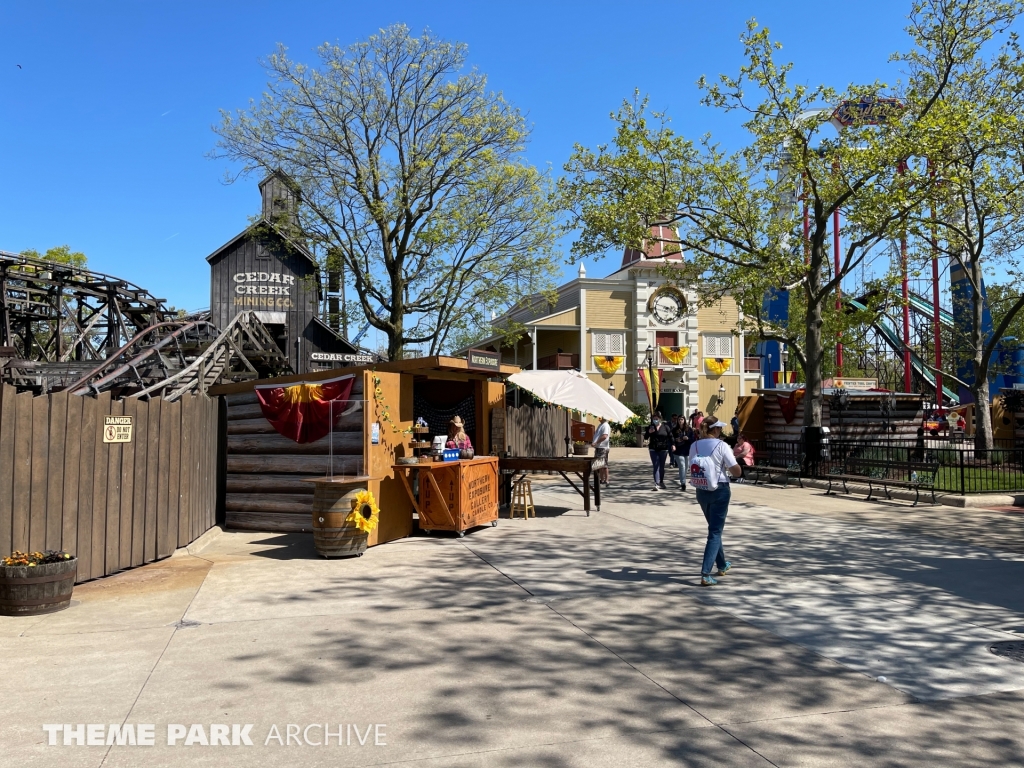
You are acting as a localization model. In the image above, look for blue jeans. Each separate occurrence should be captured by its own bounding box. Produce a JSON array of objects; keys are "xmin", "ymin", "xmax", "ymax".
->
[
  {"xmin": 678, "ymin": 460, "xmax": 687, "ymax": 488},
  {"xmin": 694, "ymin": 484, "xmax": 730, "ymax": 575},
  {"xmin": 649, "ymin": 449, "xmax": 668, "ymax": 485}
]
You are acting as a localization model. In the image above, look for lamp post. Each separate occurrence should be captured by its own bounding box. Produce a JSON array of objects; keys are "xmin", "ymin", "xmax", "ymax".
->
[{"xmin": 645, "ymin": 344, "xmax": 657, "ymax": 417}]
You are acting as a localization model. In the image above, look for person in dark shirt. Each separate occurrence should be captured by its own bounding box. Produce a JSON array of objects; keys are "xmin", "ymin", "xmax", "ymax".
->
[
  {"xmin": 675, "ymin": 424, "xmax": 694, "ymax": 490},
  {"xmin": 647, "ymin": 412, "xmax": 673, "ymax": 490}
]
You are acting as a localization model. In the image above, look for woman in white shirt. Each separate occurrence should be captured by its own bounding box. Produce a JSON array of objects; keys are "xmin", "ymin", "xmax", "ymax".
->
[{"xmin": 687, "ymin": 419, "xmax": 743, "ymax": 586}]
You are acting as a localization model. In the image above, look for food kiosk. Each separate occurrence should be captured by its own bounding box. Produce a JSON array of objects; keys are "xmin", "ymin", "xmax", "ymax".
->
[{"xmin": 211, "ymin": 355, "xmax": 515, "ymax": 546}]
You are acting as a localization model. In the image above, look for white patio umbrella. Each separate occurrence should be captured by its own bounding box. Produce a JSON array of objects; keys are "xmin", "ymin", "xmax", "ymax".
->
[{"xmin": 507, "ymin": 370, "xmax": 635, "ymax": 424}]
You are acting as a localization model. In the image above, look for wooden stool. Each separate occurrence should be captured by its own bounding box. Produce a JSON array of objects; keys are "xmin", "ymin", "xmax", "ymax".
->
[{"xmin": 510, "ymin": 478, "xmax": 536, "ymax": 519}]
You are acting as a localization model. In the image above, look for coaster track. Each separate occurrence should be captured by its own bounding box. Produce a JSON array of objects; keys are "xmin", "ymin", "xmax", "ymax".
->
[{"xmin": 0, "ymin": 251, "xmax": 290, "ymax": 396}]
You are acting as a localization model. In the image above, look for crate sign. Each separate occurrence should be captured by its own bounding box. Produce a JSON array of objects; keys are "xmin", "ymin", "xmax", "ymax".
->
[
  {"xmin": 467, "ymin": 348, "xmax": 501, "ymax": 372},
  {"xmin": 102, "ymin": 416, "xmax": 133, "ymax": 443}
]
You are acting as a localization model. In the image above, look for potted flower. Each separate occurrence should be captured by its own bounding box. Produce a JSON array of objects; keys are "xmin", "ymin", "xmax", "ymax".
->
[
  {"xmin": 0, "ymin": 550, "xmax": 77, "ymax": 616},
  {"xmin": 573, "ymin": 440, "xmax": 590, "ymax": 456}
]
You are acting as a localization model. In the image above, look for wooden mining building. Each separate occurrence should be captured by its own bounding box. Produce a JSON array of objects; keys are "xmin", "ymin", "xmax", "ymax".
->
[{"xmin": 206, "ymin": 170, "xmax": 366, "ymax": 374}]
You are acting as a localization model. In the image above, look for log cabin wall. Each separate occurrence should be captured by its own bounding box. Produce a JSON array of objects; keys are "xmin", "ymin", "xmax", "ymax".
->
[
  {"xmin": 223, "ymin": 376, "xmax": 364, "ymax": 532},
  {"xmin": 762, "ymin": 393, "xmax": 924, "ymax": 443}
]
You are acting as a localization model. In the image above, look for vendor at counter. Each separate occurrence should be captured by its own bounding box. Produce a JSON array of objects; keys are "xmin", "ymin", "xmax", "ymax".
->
[{"xmin": 446, "ymin": 415, "xmax": 473, "ymax": 451}]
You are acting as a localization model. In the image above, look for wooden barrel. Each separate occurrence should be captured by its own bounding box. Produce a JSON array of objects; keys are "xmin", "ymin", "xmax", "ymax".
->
[
  {"xmin": 311, "ymin": 483, "xmax": 369, "ymax": 558},
  {"xmin": 0, "ymin": 558, "xmax": 77, "ymax": 616}
]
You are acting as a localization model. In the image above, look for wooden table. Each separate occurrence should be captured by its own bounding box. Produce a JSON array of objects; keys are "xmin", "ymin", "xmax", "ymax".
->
[
  {"xmin": 498, "ymin": 455, "xmax": 604, "ymax": 516},
  {"xmin": 392, "ymin": 457, "xmax": 499, "ymax": 537}
]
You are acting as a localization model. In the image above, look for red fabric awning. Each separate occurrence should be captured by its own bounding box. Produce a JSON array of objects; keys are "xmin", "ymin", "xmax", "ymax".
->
[{"xmin": 255, "ymin": 374, "xmax": 356, "ymax": 444}]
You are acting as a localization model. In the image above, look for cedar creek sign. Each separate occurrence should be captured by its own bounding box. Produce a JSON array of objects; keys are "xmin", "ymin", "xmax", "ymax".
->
[
  {"xmin": 467, "ymin": 348, "xmax": 501, "ymax": 372},
  {"xmin": 231, "ymin": 271, "xmax": 296, "ymax": 309}
]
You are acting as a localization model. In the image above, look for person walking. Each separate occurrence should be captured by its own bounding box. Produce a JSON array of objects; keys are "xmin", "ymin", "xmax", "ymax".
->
[
  {"xmin": 676, "ymin": 423, "xmax": 694, "ymax": 491},
  {"xmin": 668, "ymin": 414, "xmax": 680, "ymax": 467},
  {"xmin": 688, "ymin": 419, "xmax": 743, "ymax": 586},
  {"xmin": 592, "ymin": 416, "xmax": 611, "ymax": 486},
  {"xmin": 647, "ymin": 412, "xmax": 672, "ymax": 491},
  {"xmin": 692, "ymin": 410, "xmax": 705, "ymax": 432}
]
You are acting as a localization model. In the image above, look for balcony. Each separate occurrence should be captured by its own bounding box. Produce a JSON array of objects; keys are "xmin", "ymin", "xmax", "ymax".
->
[
  {"xmin": 536, "ymin": 353, "xmax": 579, "ymax": 370},
  {"xmin": 657, "ymin": 347, "xmax": 693, "ymax": 367}
]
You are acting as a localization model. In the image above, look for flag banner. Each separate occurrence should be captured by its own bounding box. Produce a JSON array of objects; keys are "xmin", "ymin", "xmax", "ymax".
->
[
  {"xmin": 659, "ymin": 346, "xmax": 689, "ymax": 365},
  {"xmin": 773, "ymin": 371, "xmax": 797, "ymax": 385},
  {"xmin": 638, "ymin": 367, "xmax": 662, "ymax": 413},
  {"xmin": 705, "ymin": 357, "xmax": 731, "ymax": 376},
  {"xmin": 777, "ymin": 388, "xmax": 806, "ymax": 424},
  {"xmin": 594, "ymin": 355, "xmax": 624, "ymax": 374},
  {"xmin": 255, "ymin": 374, "xmax": 356, "ymax": 444}
]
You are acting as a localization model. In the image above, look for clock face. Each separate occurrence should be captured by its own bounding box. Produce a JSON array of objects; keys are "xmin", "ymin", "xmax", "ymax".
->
[{"xmin": 652, "ymin": 293, "xmax": 683, "ymax": 324}]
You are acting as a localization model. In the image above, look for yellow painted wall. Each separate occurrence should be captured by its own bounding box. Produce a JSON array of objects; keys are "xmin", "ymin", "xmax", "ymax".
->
[
  {"xmin": 698, "ymin": 373, "xmax": 741, "ymax": 422},
  {"xmin": 696, "ymin": 296, "xmax": 740, "ymax": 332},
  {"xmin": 586, "ymin": 288, "xmax": 633, "ymax": 329},
  {"xmin": 534, "ymin": 308, "xmax": 579, "ymax": 326}
]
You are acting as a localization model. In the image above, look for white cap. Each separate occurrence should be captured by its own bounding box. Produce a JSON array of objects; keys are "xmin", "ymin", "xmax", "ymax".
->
[{"xmin": 705, "ymin": 420, "xmax": 728, "ymax": 430}]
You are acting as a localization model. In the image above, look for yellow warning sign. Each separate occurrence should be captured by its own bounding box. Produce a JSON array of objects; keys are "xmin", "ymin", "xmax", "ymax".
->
[{"xmin": 102, "ymin": 415, "xmax": 133, "ymax": 443}]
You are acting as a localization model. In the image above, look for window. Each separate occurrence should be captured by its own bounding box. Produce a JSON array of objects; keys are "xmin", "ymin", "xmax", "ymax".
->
[
  {"xmin": 592, "ymin": 332, "xmax": 625, "ymax": 356},
  {"xmin": 703, "ymin": 334, "xmax": 733, "ymax": 358}
]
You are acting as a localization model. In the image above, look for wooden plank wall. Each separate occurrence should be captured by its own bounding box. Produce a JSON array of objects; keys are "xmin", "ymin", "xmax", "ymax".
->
[
  {"xmin": 504, "ymin": 405, "xmax": 570, "ymax": 458},
  {"xmin": 223, "ymin": 376, "xmax": 364, "ymax": 532},
  {"xmin": 0, "ymin": 385, "xmax": 218, "ymax": 583}
]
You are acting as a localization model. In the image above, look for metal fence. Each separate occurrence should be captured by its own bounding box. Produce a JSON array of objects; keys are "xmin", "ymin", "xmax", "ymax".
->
[{"xmin": 752, "ymin": 437, "xmax": 1024, "ymax": 495}]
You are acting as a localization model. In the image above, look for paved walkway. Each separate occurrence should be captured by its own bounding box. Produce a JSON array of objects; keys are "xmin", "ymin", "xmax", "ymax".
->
[{"xmin": 3, "ymin": 452, "xmax": 1024, "ymax": 766}]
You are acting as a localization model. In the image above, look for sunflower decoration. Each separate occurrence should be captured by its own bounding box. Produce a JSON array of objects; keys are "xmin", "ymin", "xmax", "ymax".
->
[
  {"xmin": 594, "ymin": 355, "xmax": 623, "ymax": 375},
  {"xmin": 346, "ymin": 489, "xmax": 380, "ymax": 534}
]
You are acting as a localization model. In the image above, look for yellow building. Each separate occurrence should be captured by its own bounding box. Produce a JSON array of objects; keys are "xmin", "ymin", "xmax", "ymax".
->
[{"xmin": 466, "ymin": 229, "xmax": 761, "ymax": 421}]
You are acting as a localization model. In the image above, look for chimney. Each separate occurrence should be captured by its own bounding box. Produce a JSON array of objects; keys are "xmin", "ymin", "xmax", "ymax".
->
[{"xmin": 258, "ymin": 170, "xmax": 300, "ymax": 227}]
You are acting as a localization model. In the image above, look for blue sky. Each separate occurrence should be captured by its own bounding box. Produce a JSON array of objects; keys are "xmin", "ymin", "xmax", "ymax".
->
[{"xmin": 1, "ymin": 1, "xmax": 914, "ymax": 314}]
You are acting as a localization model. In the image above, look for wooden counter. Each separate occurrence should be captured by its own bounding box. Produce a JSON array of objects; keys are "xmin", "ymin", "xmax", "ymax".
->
[{"xmin": 392, "ymin": 457, "xmax": 499, "ymax": 537}]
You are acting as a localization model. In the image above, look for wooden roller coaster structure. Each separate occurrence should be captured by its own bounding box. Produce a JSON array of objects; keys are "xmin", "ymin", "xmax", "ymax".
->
[{"xmin": 0, "ymin": 250, "xmax": 290, "ymax": 398}]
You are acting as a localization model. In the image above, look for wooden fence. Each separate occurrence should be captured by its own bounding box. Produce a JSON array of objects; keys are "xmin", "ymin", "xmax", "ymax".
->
[
  {"xmin": 0, "ymin": 385, "xmax": 218, "ymax": 582},
  {"xmin": 504, "ymin": 405, "xmax": 570, "ymax": 458}
]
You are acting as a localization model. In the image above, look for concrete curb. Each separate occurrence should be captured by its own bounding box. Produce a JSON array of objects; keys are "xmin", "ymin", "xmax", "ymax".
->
[{"xmin": 171, "ymin": 525, "xmax": 224, "ymax": 558}]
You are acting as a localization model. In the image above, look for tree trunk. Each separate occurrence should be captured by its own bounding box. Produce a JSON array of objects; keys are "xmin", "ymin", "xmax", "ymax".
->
[
  {"xmin": 802, "ymin": 240, "xmax": 826, "ymax": 429},
  {"xmin": 969, "ymin": 260, "xmax": 994, "ymax": 451},
  {"xmin": 973, "ymin": 377, "xmax": 994, "ymax": 451}
]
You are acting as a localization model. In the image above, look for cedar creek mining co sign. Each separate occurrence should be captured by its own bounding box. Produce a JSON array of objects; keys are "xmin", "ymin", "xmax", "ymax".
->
[{"xmin": 232, "ymin": 271, "xmax": 297, "ymax": 309}]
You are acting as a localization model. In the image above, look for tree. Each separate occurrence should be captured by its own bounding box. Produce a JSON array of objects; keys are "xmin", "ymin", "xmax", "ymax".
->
[
  {"xmin": 22, "ymin": 244, "xmax": 87, "ymax": 268},
  {"xmin": 907, "ymin": 4, "xmax": 1024, "ymax": 449},
  {"xmin": 559, "ymin": 1, "xmax": 1018, "ymax": 431},
  {"xmin": 213, "ymin": 24, "xmax": 559, "ymax": 359}
]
